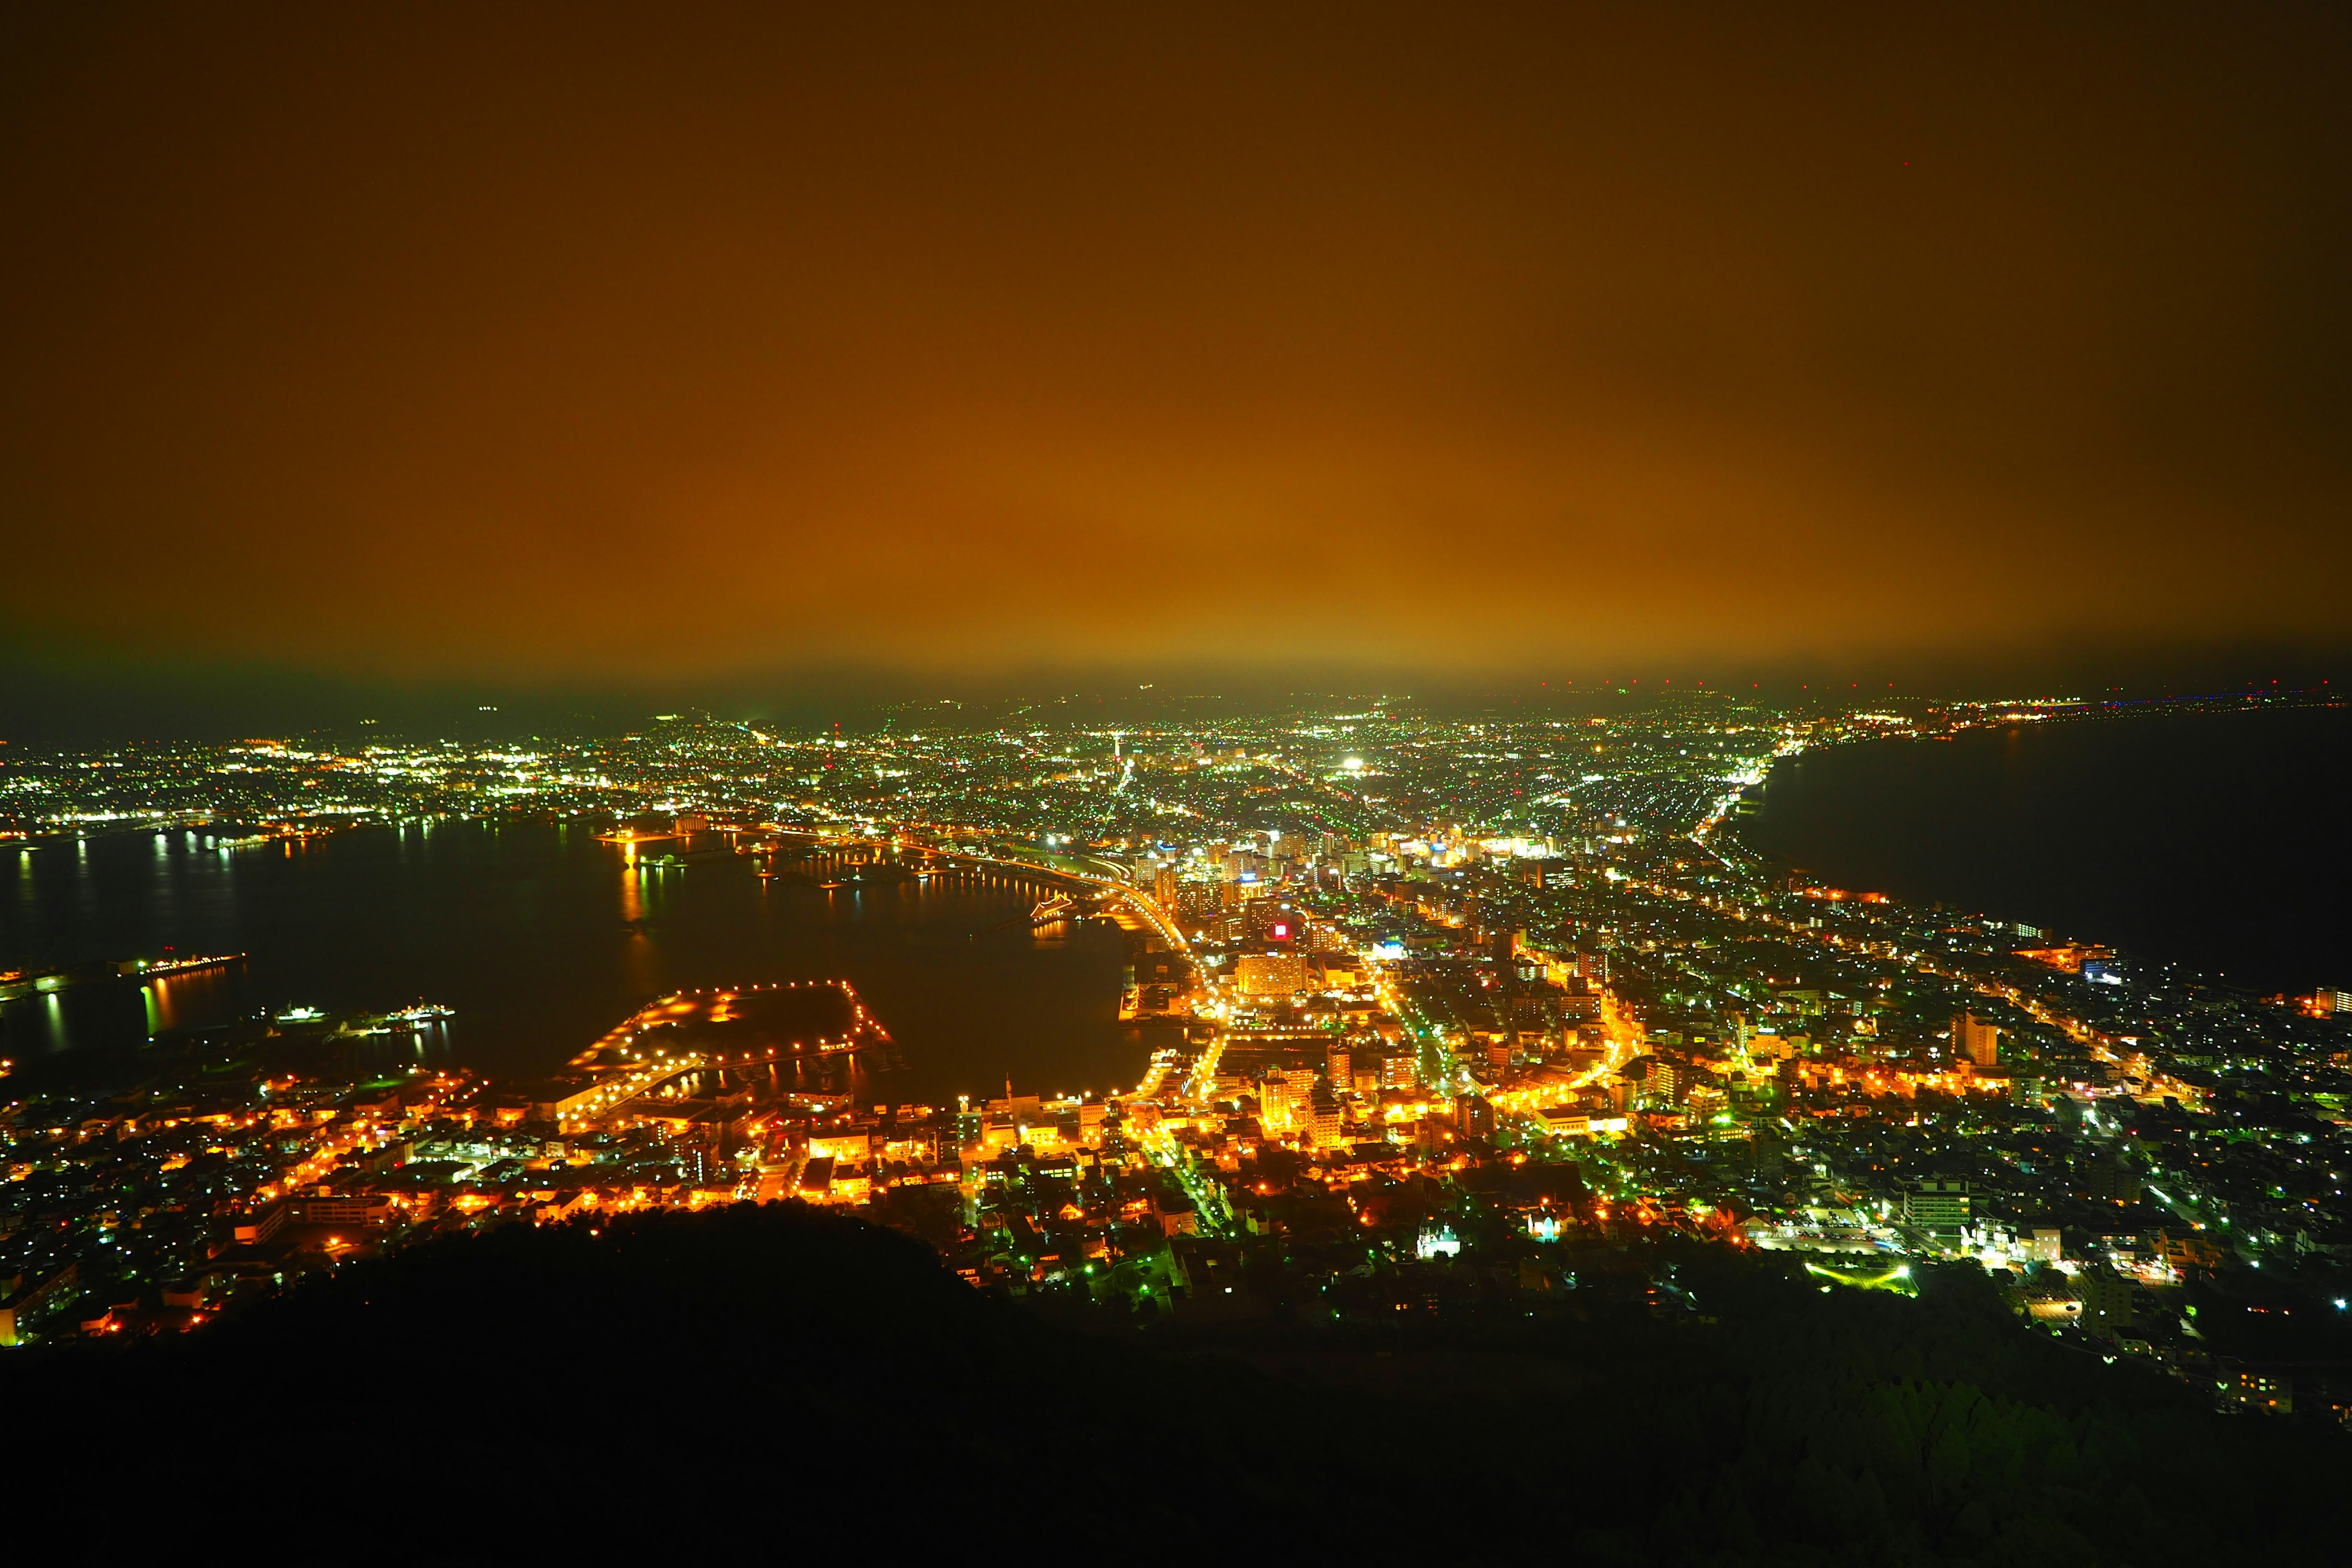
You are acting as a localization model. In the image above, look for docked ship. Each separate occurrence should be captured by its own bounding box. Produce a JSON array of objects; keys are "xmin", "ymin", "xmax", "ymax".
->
[{"xmin": 0, "ymin": 952, "xmax": 244, "ymax": 1002}]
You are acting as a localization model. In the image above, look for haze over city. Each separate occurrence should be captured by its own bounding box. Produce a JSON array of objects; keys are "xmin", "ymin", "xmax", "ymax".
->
[{"xmin": 4, "ymin": 3, "xmax": 2349, "ymax": 717}]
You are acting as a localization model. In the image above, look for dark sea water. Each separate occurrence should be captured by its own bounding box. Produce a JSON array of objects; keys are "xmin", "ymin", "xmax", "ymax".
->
[
  {"xmin": 1, "ymin": 820, "xmax": 1152, "ymax": 1102},
  {"xmin": 1743, "ymin": 704, "xmax": 2352, "ymax": 996}
]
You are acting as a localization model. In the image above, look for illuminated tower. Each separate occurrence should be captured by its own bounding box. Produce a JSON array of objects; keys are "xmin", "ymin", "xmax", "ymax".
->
[{"xmin": 1953, "ymin": 1011, "xmax": 2000, "ymax": 1068}]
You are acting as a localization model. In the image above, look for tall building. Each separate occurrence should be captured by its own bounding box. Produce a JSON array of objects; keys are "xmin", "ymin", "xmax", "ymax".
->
[
  {"xmin": 1243, "ymin": 899, "xmax": 1300, "ymax": 944},
  {"xmin": 1630, "ymin": 1056, "xmax": 1686, "ymax": 1108},
  {"xmin": 1952, "ymin": 1010, "xmax": 2000, "ymax": 1067},
  {"xmin": 2075, "ymin": 1148, "xmax": 2143, "ymax": 1204},
  {"xmin": 1259, "ymin": 1067, "xmax": 1316, "ymax": 1130},
  {"xmin": 1453, "ymin": 1094, "xmax": 1495, "ymax": 1139},
  {"xmin": 1325, "ymin": 1042, "xmax": 1352, "ymax": 1088},
  {"xmin": 1903, "ymin": 1178, "xmax": 1972, "ymax": 1237},
  {"xmin": 1235, "ymin": 952, "xmax": 1308, "ymax": 997},
  {"xmin": 1305, "ymin": 1085, "xmax": 1345, "ymax": 1148},
  {"xmin": 2075, "ymin": 1264, "xmax": 2135, "ymax": 1335}
]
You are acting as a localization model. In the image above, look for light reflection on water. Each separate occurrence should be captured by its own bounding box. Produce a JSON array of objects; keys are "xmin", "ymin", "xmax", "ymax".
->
[{"xmin": 1, "ymin": 820, "xmax": 1155, "ymax": 1102}]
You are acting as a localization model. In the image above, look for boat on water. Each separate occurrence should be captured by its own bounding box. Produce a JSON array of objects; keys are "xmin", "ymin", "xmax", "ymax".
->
[
  {"xmin": 642, "ymin": 840, "xmax": 742, "ymax": 867},
  {"xmin": 121, "ymin": 952, "xmax": 246, "ymax": 980},
  {"xmin": 267, "ymin": 1002, "xmax": 456, "ymax": 1038},
  {"xmin": 0, "ymin": 952, "xmax": 244, "ymax": 1002},
  {"xmin": 213, "ymin": 824, "xmax": 334, "ymax": 851}
]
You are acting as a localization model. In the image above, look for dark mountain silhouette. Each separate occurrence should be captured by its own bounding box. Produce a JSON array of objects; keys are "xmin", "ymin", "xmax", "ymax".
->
[{"xmin": 7, "ymin": 1204, "xmax": 2338, "ymax": 1564}]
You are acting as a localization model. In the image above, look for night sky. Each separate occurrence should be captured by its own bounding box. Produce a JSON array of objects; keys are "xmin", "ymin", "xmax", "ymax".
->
[{"xmin": 3, "ymin": 5, "xmax": 2347, "ymax": 700}]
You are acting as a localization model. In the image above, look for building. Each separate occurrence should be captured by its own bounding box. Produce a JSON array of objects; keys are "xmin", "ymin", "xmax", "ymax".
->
[
  {"xmin": 1630, "ymin": 1057, "xmax": 1686, "ymax": 1109},
  {"xmin": 0, "ymin": 1262, "xmax": 81, "ymax": 1347},
  {"xmin": 2157, "ymin": 1229, "xmax": 2225, "ymax": 1272},
  {"xmin": 1951, "ymin": 1010, "xmax": 2000, "ymax": 1068},
  {"xmin": 1153, "ymin": 1189, "xmax": 1198, "ymax": 1237},
  {"xmin": 808, "ymin": 1129, "xmax": 874, "ymax": 1166},
  {"xmin": 1305, "ymin": 1085, "xmax": 1345, "ymax": 1148},
  {"xmin": 1235, "ymin": 952, "xmax": 1308, "ymax": 997},
  {"xmin": 2076, "ymin": 1149, "xmax": 2143, "ymax": 1204},
  {"xmin": 1903, "ymin": 1178, "xmax": 1972, "ymax": 1237},
  {"xmin": 1243, "ymin": 900, "xmax": 1302, "ymax": 944},
  {"xmin": 1310, "ymin": 952, "xmax": 1362, "ymax": 989},
  {"xmin": 1454, "ymin": 1094, "xmax": 1495, "ymax": 1139},
  {"xmin": 1258, "ymin": 1067, "xmax": 1316, "ymax": 1130},
  {"xmin": 295, "ymin": 1193, "xmax": 395, "ymax": 1227},
  {"xmin": 2223, "ymin": 1365, "xmax": 2293, "ymax": 1415},
  {"xmin": 2075, "ymin": 1264, "xmax": 2135, "ymax": 1334},
  {"xmin": 1325, "ymin": 1042, "xmax": 1356, "ymax": 1089},
  {"xmin": 796, "ymin": 1156, "xmax": 836, "ymax": 1198}
]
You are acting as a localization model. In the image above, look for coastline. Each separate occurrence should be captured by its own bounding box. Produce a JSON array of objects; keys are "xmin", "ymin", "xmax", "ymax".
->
[{"xmin": 1736, "ymin": 701, "xmax": 2352, "ymax": 997}]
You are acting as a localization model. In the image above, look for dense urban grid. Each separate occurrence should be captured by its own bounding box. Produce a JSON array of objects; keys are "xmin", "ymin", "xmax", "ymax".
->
[{"xmin": 4, "ymin": 692, "xmax": 2349, "ymax": 1428}]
